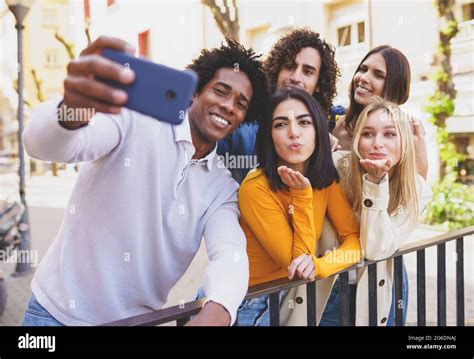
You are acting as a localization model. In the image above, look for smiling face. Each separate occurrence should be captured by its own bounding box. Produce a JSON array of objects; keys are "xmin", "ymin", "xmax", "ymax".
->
[
  {"xmin": 188, "ymin": 67, "xmax": 253, "ymax": 146},
  {"xmin": 358, "ymin": 108, "xmax": 401, "ymax": 172},
  {"xmin": 271, "ymin": 98, "xmax": 316, "ymax": 173},
  {"xmin": 276, "ymin": 47, "xmax": 321, "ymax": 95},
  {"xmin": 353, "ymin": 53, "xmax": 387, "ymax": 105}
]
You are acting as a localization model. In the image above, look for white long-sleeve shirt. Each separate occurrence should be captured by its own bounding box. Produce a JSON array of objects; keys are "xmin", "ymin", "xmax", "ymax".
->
[
  {"xmin": 23, "ymin": 99, "xmax": 249, "ymax": 325},
  {"xmin": 330, "ymin": 151, "xmax": 432, "ymax": 325},
  {"xmin": 354, "ymin": 171, "xmax": 432, "ymax": 325}
]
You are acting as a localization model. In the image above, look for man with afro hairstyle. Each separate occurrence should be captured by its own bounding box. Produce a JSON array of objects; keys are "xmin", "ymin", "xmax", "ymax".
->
[
  {"xmin": 22, "ymin": 36, "xmax": 268, "ymax": 326},
  {"xmin": 218, "ymin": 27, "xmax": 341, "ymax": 183}
]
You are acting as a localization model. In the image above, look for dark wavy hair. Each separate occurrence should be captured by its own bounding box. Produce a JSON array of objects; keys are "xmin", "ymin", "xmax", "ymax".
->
[
  {"xmin": 264, "ymin": 28, "xmax": 339, "ymax": 117},
  {"xmin": 256, "ymin": 88, "xmax": 339, "ymax": 191},
  {"xmin": 344, "ymin": 45, "xmax": 411, "ymax": 133},
  {"xmin": 186, "ymin": 38, "xmax": 269, "ymax": 124}
]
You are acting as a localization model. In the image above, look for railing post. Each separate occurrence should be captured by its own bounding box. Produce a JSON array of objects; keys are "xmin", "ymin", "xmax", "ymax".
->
[
  {"xmin": 339, "ymin": 272, "xmax": 350, "ymax": 326},
  {"xmin": 177, "ymin": 317, "xmax": 189, "ymax": 326},
  {"xmin": 456, "ymin": 237, "xmax": 465, "ymax": 326},
  {"xmin": 394, "ymin": 256, "xmax": 404, "ymax": 326},
  {"xmin": 416, "ymin": 249, "xmax": 426, "ymax": 326},
  {"xmin": 368, "ymin": 263, "xmax": 377, "ymax": 326},
  {"xmin": 269, "ymin": 292, "xmax": 280, "ymax": 326},
  {"xmin": 437, "ymin": 243, "xmax": 447, "ymax": 326},
  {"xmin": 306, "ymin": 281, "xmax": 317, "ymax": 326}
]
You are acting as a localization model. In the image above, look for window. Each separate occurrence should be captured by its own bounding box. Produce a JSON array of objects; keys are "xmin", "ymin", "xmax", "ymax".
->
[
  {"xmin": 44, "ymin": 49, "xmax": 60, "ymax": 67},
  {"xmin": 84, "ymin": 0, "xmax": 91, "ymax": 21},
  {"xmin": 337, "ymin": 25, "xmax": 351, "ymax": 47},
  {"xmin": 462, "ymin": 3, "xmax": 474, "ymax": 21},
  {"xmin": 337, "ymin": 21, "xmax": 366, "ymax": 48},
  {"xmin": 138, "ymin": 30, "xmax": 150, "ymax": 58},
  {"xmin": 357, "ymin": 21, "xmax": 365, "ymax": 43}
]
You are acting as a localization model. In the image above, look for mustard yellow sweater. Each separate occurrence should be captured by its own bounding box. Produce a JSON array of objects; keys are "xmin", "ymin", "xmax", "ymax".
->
[{"xmin": 238, "ymin": 168, "xmax": 361, "ymax": 286}]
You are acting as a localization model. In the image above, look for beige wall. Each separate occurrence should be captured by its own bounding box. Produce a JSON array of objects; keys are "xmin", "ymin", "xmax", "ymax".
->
[
  {"xmin": 87, "ymin": 1, "xmax": 220, "ymax": 69},
  {"xmin": 1, "ymin": 0, "xmax": 472, "ymax": 181},
  {"xmin": 0, "ymin": 0, "xmax": 76, "ymax": 161}
]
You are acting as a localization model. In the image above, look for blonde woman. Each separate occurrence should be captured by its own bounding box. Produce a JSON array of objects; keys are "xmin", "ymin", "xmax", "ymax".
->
[{"xmin": 336, "ymin": 97, "xmax": 431, "ymax": 325}]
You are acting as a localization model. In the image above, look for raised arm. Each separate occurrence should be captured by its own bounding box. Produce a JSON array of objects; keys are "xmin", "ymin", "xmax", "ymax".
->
[
  {"xmin": 23, "ymin": 99, "xmax": 130, "ymax": 163},
  {"xmin": 23, "ymin": 36, "xmax": 137, "ymax": 163},
  {"xmin": 412, "ymin": 117, "xmax": 428, "ymax": 179},
  {"xmin": 60, "ymin": 35, "xmax": 136, "ymax": 127}
]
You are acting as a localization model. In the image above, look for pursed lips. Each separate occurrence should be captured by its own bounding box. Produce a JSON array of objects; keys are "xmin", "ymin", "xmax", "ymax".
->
[
  {"xmin": 288, "ymin": 142, "xmax": 303, "ymax": 150},
  {"xmin": 369, "ymin": 152, "xmax": 386, "ymax": 158}
]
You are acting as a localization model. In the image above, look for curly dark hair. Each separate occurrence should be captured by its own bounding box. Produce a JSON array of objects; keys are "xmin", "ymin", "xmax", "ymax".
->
[
  {"xmin": 264, "ymin": 28, "xmax": 340, "ymax": 117},
  {"xmin": 186, "ymin": 38, "xmax": 269, "ymax": 124}
]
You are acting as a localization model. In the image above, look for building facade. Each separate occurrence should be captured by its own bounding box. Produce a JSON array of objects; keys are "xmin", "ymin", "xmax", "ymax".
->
[
  {"xmin": 1, "ymin": 0, "xmax": 472, "ymax": 183},
  {"xmin": 0, "ymin": 0, "xmax": 82, "ymax": 173}
]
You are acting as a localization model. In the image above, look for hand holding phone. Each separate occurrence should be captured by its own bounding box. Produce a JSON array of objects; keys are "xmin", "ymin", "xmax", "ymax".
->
[
  {"xmin": 60, "ymin": 36, "xmax": 136, "ymax": 129},
  {"xmin": 101, "ymin": 49, "xmax": 198, "ymax": 125}
]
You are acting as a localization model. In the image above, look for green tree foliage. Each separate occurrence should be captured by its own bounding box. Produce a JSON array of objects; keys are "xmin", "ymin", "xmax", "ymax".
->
[{"xmin": 422, "ymin": 0, "xmax": 473, "ymax": 229}]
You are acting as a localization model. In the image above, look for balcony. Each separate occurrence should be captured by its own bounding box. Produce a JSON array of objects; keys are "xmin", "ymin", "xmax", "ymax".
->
[
  {"xmin": 452, "ymin": 19, "xmax": 474, "ymax": 45},
  {"xmin": 451, "ymin": 20, "xmax": 474, "ymax": 75}
]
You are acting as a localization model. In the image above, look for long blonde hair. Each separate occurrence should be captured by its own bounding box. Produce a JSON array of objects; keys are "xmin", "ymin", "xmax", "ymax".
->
[{"xmin": 341, "ymin": 96, "xmax": 419, "ymax": 228}]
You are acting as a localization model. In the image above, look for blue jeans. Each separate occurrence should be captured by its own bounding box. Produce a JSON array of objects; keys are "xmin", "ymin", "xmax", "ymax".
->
[
  {"xmin": 320, "ymin": 264, "xmax": 409, "ymax": 326},
  {"xmin": 234, "ymin": 290, "xmax": 288, "ymax": 326},
  {"xmin": 195, "ymin": 287, "xmax": 286, "ymax": 326},
  {"xmin": 22, "ymin": 294, "xmax": 64, "ymax": 326},
  {"xmin": 235, "ymin": 294, "xmax": 271, "ymax": 326},
  {"xmin": 387, "ymin": 263, "xmax": 409, "ymax": 326},
  {"xmin": 319, "ymin": 280, "xmax": 357, "ymax": 326}
]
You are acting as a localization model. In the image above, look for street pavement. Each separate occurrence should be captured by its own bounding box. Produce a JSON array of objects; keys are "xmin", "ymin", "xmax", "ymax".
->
[{"xmin": 0, "ymin": 171, "xmax": 472, "ymax": 326}]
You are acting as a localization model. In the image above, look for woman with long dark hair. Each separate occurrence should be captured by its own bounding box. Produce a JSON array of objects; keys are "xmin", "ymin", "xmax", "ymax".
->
[
  {"xmin": 236, "ymin": 88, "xmax": 361, "ymax": 326},
  {"xmin": 332, "ymin": 45, "xmax": 428, "ymax": 179}
]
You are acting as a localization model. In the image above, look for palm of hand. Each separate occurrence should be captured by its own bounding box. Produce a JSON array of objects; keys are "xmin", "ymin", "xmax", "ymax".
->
[{"xmin": 277, "ymin": 166, "xmax": 310, "ymax": 190}]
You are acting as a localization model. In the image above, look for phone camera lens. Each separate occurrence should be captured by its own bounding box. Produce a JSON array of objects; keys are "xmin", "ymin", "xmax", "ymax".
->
[{"xmin": 166, "ymin": 90, "xmax": 176, "ymax": 101}]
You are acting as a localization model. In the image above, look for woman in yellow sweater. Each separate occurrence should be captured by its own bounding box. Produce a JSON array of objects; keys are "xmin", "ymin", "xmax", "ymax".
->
[{"xmin": 236, "ymin": 87, "xmax": 362, "ymax": 326}]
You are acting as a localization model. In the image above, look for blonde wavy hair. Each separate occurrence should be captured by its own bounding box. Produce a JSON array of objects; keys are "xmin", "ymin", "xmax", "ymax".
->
[{"xmin": 341, "ymin": 96, "xmax": 419, "ymax": 227}]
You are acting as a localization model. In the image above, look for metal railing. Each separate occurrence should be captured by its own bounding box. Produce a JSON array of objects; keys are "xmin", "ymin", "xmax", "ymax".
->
[{"xmin": 104, "ymin": 226, "xmax": 474, "ymax": 327}]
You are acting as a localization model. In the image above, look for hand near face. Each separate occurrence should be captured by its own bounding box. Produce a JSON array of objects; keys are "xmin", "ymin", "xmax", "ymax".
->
[
  {"xmin": 359, "ymin": 158, "xmax": 393, "ymax": 183},
  {"xmin": 410, "ymin": 116, "xmax": 427, "ymax": 157},
  {"xmin": 329, "ymin": 133, "xmax": 342, "ymax": 152},
  {"xmin": 410, "ymin": 116, "xmax": 425, "ymax": 138},
  {"xmin": 277, "ymin": 166, "xmax": 311, "ymax": 190},
  {"xmin": 410, "ymin": 117, "xmax": 428, "ymax": 179}
]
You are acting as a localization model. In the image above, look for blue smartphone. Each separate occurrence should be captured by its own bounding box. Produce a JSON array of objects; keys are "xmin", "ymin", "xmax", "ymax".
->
[{"xmin": 101, "ymin": 49, "xmax": 198, "ymax": 125}]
